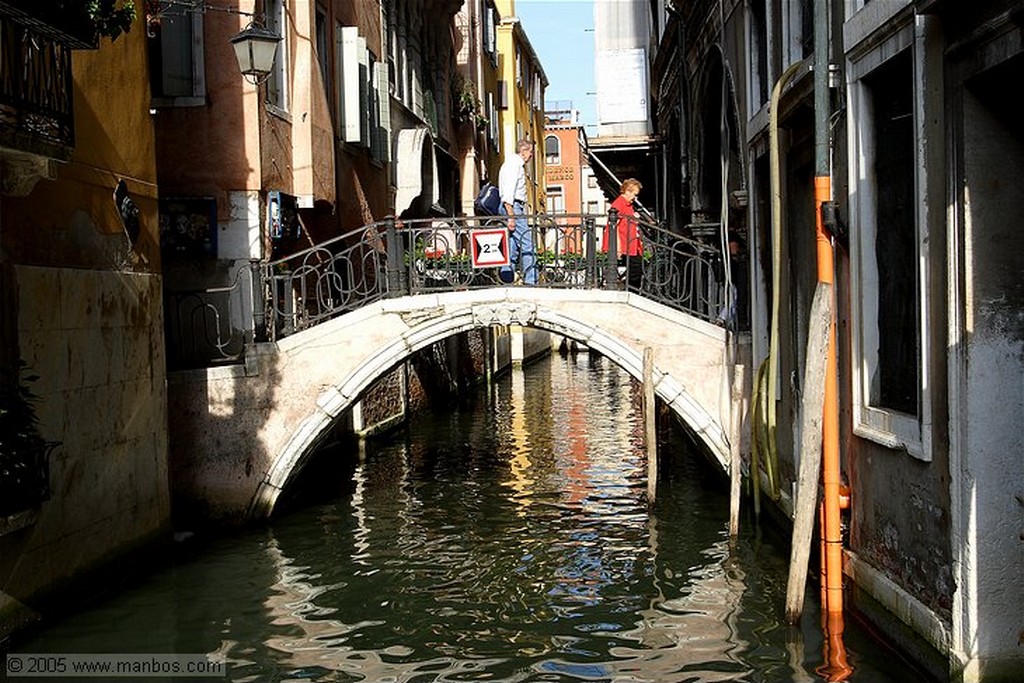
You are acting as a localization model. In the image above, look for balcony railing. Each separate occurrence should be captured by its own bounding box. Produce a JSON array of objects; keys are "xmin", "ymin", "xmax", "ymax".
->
[
  {"xmin": 0, "ymin": 15, "xmax": 74, "ymax": 156},
  {"xmin": 164, "ymin": 213, "xmax": 728, "ymax": 370}
]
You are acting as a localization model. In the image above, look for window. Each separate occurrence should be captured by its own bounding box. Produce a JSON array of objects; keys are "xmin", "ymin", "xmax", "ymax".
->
[
  {"xmin": 586, "ymin": 200, "xmax": 599, "ymax": 214},
  {"xmin": 315, "ymin": 6, "xmax": 330, "ymax": 107},
  {"xmin": 747, "ymin": 0, "xmax": 769, "ymax": 111},
  {"xmin": 148, "ymin": 8, "xmax": 205, "ymax": 104},
  {"xmin": 483, "ymin": 3, "xmax": 497, "ymax": 64},
  {"xmin": 546, "ymin": 185, "xmax": 565, "ymax": 214},
  {"xmin": 265, "ymin": 0, "xmax": 288, "ymax": 112},
  {"xmin": 867, "ymin": 50, "xmax": 916, "ymax": 416},
  {"xmin": 486, "ymin": 92, "xmax": 497, "ymax": 141},
  {"xmin": 373, "ymin": 59, "xmax": 392, "ymax": 162},
  {"xmin": 848, "ymin": 18, "xmax": 933, "ymax": 460},
  {"xmin": 782, "ymin": 0, "xmax": 811, "ymax": 65},
  {"xmin": 587, "ymin": 175, "xmax": 597, "ymax": 188},
  {"xmin": 545, "ymin": 135, "xmax": 560, "ymax": 164}
]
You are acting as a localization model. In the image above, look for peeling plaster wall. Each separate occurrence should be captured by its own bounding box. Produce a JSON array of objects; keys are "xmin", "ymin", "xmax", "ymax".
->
[{"xmin": 954, "ymin": 55, "xmax": 1024, "ymax": 679}]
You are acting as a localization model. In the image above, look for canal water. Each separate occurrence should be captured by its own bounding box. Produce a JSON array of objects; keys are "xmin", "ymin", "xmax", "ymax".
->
[{"xmin": 13, "ymin": 353, "xmax": 930, "ymax": 682}]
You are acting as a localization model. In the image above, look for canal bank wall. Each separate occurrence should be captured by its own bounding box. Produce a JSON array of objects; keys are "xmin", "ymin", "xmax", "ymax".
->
[{"xmin": 0, "ymin": 268, "xmax": 171, "ymax": 644}]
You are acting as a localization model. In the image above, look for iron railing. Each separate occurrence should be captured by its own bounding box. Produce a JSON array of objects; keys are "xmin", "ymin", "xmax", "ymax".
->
[
  {"xmin": 0, "ymin": 16, "xmax": 74, "ymax": 155},
  {"xmin": 164, "ymin": 213, "xmax": 727, "ymax": 369},
  {"xmin": 164, "ymin": 261, "xmax": 262, "ymax": 370}
]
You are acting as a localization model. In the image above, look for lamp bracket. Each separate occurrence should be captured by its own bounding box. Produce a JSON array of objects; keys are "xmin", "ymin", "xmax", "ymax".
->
[{"xmin": 146, "ymin": 1, "xmax": 262, "ymax": 24}]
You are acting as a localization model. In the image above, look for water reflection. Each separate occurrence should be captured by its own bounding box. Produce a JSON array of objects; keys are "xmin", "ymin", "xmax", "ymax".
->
[
  {"xmin": 504, "ymin": 366, "xmax": 535, "ymax": 511},
  {"xmin": 15, "ymin": 354, "xmax": 928, "ymax": 682}
]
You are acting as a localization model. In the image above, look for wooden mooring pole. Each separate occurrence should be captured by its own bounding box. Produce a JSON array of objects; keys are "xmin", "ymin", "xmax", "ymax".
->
[
  {"xmin": 785, "ymin": 281, "xmax": 832, "ymax": 623},
  {"xmin": 643, "ymin": 347, "xmax": 657, "ymax": 504}
]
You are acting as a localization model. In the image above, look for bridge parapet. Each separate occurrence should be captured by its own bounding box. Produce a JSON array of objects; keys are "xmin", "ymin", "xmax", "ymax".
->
[{"xmin": 164, "ymin": 213, "xmax": 729, "ymax": 371}]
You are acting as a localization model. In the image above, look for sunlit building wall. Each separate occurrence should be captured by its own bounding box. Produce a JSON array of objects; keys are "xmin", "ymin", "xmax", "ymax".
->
[{"xmin": 495, "ymin": 0, "xmax": 549, "ymax": 213}]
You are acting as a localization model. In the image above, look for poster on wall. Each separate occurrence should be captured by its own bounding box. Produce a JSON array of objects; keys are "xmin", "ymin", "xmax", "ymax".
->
[{"xmin": 159, "ymin": 197, "xmax": 217, "ymax": 258}]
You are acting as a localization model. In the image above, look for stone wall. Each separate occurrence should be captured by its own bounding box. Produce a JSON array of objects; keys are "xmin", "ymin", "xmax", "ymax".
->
[{"xmin": 0, "ymin": 266, "xmax": 170, "ymax": 621}]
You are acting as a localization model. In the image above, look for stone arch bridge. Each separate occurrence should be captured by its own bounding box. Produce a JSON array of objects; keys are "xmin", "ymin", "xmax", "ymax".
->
[{"xmin": 168, "ymin": 288, "xmax": 748, "ymax": 523}]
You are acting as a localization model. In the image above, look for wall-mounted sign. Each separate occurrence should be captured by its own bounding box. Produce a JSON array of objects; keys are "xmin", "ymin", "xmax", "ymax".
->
[{"xmin": 546, "ymin": 167, "xmax": 576, "ymax": 182}]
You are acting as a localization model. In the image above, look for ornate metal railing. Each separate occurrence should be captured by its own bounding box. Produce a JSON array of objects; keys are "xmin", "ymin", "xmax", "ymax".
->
[
  {"xmin": 164, "ymin": 262, "xmax": 262, "ymax": 370},
  {"xmin": 164, "ymin": 213, "xmax": 727, "ymax": 369},
  {"xmin": 0, "ymin": 16, "xmax": 74, "ymax": 155}
]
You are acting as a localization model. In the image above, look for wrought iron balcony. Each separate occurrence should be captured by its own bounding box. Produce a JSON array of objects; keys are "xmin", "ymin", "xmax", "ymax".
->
[{"xmin": 0, "ymin": 14, "xmax": 75, "ymax": 159}]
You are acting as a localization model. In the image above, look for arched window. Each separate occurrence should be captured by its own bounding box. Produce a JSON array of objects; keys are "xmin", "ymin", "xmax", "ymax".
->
[{"xmin": 545, "ymin": 134, "xmax": 560, "ymax": 164}]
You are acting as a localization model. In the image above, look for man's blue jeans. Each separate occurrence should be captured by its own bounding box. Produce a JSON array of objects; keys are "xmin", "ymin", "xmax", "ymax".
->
[{"xmin": 499, "ymin": 200, "xmax": 537, "ymax": 284}]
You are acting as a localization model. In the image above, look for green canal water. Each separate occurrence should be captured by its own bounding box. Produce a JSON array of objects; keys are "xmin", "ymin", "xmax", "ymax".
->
[{"xmin": 12, "ymin": 353, "xmax": 932, "ymax": 682}]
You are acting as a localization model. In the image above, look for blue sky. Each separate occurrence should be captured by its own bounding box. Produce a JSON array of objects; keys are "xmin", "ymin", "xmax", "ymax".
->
[{"xmin": 515, "ymin": 0, "xmax": 597, "ymax": 132}]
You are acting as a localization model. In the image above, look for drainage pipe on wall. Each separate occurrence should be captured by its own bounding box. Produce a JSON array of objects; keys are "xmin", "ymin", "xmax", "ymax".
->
[
  {"xmin": 813, "ymin": 0, "xmax": 843, "ymax": 623},
  {"xmin": 762, "ymin": 60, "xmax": 801, "ymax": 515}
]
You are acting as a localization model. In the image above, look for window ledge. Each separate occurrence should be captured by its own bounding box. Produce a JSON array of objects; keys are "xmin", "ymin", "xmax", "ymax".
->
[
  {"xmin": 265, "ymin": 103, "xmax": 291, "ymax": 123},
  {"xmin": 151, "ymin": 96, "xmax": 207, "ymax": 108},
  {"xmin": 854, "ymin": 411, "xmax": 928, "ymax": 461}
]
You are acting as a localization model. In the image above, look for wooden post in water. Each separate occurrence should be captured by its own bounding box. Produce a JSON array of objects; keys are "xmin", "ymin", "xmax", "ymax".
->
[
  {"xmin": 643, "ymin": 347, "xmax": 657, "ymax": 503},
  {"xmin": 785, "ymin": 282, "xmax": 832, "ymax": 623},
  {"xmin": 728, "ymin": 355, "xmax": 744, "ymax": 539}
]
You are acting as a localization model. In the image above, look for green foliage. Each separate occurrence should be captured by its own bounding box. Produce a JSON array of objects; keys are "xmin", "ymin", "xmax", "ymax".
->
[{"xmin": 86, "ymin": 0, "xmax": 137, "ymax": 41}]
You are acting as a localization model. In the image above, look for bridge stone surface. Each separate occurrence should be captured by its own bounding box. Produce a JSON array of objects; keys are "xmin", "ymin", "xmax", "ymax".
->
[{"xmin": 167, "ymin": 288, "xmax": 747, "ymax": 523}]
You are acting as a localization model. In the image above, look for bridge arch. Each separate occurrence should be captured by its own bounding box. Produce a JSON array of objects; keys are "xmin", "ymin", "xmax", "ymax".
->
[{"xmin": 246, "ymin": 289, "xmax": 739, "ymax": 519}]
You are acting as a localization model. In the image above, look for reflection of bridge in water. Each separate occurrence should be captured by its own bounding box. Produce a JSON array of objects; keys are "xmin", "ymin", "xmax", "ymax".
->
[{"xmin": 163, "ymin": 213, "xmax": 749, "ymax": 522}]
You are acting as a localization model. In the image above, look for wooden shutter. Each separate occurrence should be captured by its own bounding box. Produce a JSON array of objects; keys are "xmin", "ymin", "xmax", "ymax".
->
[{"xmin": 338, "ymin": 25, "xmax": 361, "ymax": 143}]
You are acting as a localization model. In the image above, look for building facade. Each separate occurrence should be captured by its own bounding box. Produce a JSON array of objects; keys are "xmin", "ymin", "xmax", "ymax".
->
[
  {"xmin": 588, "ymin": 0, "xmax": 660, "ymax": 219},
  {"xmin": 454, "ymin": 0, "xmax": 502, "ymax": 212},
  {"xmin": 652, "ymin": 1, "xmax": 1024, "ymax": 680},
  {"xmin": 495, "ymin": 0, "xmax": 548, "ymax": 214},
  {"xmin": 0, "ymin": 4, "xmax": 170, "ymax": 634}
]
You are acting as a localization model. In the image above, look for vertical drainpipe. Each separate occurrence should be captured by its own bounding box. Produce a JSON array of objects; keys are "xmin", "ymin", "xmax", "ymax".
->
[{"xmin": 814, "ymin": 0, "xmax": 842, "ymax": 619}]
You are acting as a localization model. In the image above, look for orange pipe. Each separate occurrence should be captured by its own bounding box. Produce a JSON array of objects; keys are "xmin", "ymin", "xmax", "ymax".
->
[
  {"xmin": 819, "ymin": 611, "xmax": 854, "ymax": 682},
  {"xmin": 819, "ymin": 501, "xmax": 827, "ymax": 617},
  {"xmin": 815, "ymin": 175, "xmax": 843, "ymax": 617}
]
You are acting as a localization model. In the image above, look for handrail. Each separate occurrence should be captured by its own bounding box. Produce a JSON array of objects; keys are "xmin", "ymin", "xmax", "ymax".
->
[{"xmin": 165, "ymin": 213, "xmax": 727, "ymax": 368}]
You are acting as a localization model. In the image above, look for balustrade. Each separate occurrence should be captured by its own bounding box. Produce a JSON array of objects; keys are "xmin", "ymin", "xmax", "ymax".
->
[{"xmin": 164, "ymin": 213, "xmax": 727, "ymax": 370}]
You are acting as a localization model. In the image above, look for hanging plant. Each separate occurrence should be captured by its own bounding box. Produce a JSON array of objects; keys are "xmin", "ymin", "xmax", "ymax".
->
[{"xmin": 454, "ymin": 76, "xmax": 481, "ymax": 122}]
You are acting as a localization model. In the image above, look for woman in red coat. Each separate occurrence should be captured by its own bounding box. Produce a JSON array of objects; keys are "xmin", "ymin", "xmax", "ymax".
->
[{"xmin": 602, "ymin": 178, "xmax": 643, "ymax": 288}]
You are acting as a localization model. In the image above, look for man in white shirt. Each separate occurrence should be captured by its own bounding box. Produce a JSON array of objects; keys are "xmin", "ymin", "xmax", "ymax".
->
[{"xmin": 497, "ymin": 138, "xmax": 537, "ymax": 285}]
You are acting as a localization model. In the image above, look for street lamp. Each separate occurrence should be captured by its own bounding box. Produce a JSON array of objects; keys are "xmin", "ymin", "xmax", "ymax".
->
[{"xmin": 231, "ymin": 23, "xmax": 281, "ymax": 85}]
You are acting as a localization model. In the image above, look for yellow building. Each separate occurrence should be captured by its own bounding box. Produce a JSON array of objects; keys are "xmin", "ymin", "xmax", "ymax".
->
[
  {"xmin": 0, "ymin": 6, "xmax": 169, "ymax": 634},
  {"xmin": 495, "ymin": 0, "xmax": 548, "ymax": 214}
]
